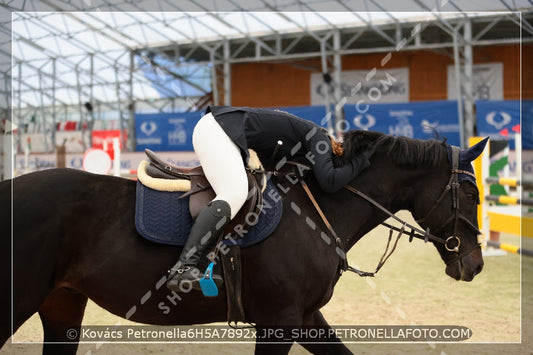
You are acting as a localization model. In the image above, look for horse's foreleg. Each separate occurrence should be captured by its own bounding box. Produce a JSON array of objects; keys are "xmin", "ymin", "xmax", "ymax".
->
[
  {"xmin": 0, "ymin": 282, "xmax": 10, "ymax": 349},
  {"xmin": 254, "ymin": 325, "xmax": 294, "ymax": 355},
  {"xmin": 38, "ymin": 287, "xmax": 88, "ymax": 355},
  {"xmin": 297, "ymin": 310, "xmax": 353, "ymax": 355},
  {"xmin": 252, "ymin": 305, "xmax": 303, "ymax": 355}
]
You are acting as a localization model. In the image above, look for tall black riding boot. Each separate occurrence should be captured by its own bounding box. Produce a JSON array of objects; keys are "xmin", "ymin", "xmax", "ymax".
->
[{"xmin": 166, "ymin": 200, "xmax": 231, "ymax": 292}]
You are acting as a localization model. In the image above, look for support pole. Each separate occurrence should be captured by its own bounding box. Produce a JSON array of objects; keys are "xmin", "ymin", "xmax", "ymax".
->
[
  {"xmin": 453, "ymin": 26, "xmax": 465, "ymax": 148},
  {"xmin": 129, "ymin": 50, "xmax": 136, "ymax": 151},
  {"xmin": 452, "ymin": 20, "xmax": 474, "ymax": 148},
  {"xmin": 52, "ymin": 58, "xmax": 57, "ymax": 149},
  {"xmin": 75, "ymin": 63, "xmax": 86, "ymax": 151},
  {"xmin": 114, "ymin": 63, "xmax": 126, "ymax": 149},
  {"xmin": 17, "ymin": 62, "xmax": 22, "ymax": 155},
  {"xmin": 88, "ymin": 53, "xmax": 95, "ymax": 142},
  {"xmin": 463, "ymin": 19, "xmax": 474, "ymax": 144},
  {"xmin": 333, "ymin": 30, "xmax": 343, "ymax": 138},
  {"xmin": 320, "ymin": 36, "xmax": 334, "ymax": 134},
  {"xmin": 210, "ymin": 50, "xmax": 219, "ymax": 106},
  {"xmin": 38, "ymin": 69, "xmax": 49, "ymax": 153},
  {"xmin": 223, "ymin": 41, "xmax": 231, "ymax": 105}
]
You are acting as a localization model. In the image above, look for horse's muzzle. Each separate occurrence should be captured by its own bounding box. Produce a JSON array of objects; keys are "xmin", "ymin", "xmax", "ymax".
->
[{"xmin": 445, "ymin": 250, "xmax": 484, "ymax": 282}]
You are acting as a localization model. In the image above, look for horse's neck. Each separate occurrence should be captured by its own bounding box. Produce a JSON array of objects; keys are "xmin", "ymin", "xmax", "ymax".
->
[{"xmin": 318, "ymin": 164, "xmax": 419, "ymax": 251}]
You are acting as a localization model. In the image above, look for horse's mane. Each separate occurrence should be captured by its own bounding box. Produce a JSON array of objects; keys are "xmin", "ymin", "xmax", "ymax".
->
[{"xmin": 337, "ymin": 130, "xmax": 448, "ymax": 168}]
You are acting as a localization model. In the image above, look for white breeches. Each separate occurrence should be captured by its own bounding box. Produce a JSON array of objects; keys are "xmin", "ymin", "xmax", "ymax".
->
[{"xmin": 192, "ymin": 112, "xmax": 248, "ymax": 219}]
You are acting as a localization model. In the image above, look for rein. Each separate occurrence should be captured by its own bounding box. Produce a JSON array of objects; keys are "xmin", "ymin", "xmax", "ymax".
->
[{"xmin": 293, "ymin": 145, "xmax": 481, "ymax": 278}]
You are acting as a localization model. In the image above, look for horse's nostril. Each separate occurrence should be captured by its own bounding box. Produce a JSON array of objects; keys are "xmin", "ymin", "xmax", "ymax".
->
[{"xmin": 475, "ymin": 262, "xmax": 484, "ymax": 275}]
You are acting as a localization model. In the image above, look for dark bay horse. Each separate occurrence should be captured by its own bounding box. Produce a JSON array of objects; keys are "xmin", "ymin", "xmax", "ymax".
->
[{"xmin": 1, "ymin": 131, "xmax": 487, "ymax": 355}]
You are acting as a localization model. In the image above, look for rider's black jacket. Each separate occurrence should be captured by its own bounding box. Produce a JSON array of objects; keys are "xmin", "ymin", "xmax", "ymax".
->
[{"xmin": 206, "ymin": 106, "xmax": 369, "ymax": 193}]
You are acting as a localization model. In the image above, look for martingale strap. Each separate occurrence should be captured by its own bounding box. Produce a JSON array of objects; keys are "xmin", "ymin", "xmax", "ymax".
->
[
  {"xmin": 299, "ymin": 178, "xmax": 433, "ymax": 277},
  {"xmin": 299, "ymin": 179, "xmax": 348, "ymax": 272},
  {"xmin": 299, "ymin": 178, "xmax": 411, "ymax": 277}
]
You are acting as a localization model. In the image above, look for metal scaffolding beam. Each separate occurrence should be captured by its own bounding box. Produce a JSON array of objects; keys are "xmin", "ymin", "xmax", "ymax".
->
[{"xmin": 0, "ymin": 1, "xmax": 529, "ymax": 160}]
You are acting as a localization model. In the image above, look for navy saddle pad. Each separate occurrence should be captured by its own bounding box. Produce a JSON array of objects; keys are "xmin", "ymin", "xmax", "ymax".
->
[{"xmin": 135, "ymin": 180, "xmax": 283, "ymax": 248}]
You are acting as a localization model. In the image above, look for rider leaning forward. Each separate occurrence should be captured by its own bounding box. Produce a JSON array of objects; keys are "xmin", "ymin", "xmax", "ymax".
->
[{"xmin": 166, "ymin": 106, "xmax": 373, "ymax": 292}]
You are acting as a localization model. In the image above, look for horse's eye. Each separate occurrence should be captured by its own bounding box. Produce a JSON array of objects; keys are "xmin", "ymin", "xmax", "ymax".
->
[{"xmin": 465, "ymin": 192, "xmax": 477, "ymax": 201}]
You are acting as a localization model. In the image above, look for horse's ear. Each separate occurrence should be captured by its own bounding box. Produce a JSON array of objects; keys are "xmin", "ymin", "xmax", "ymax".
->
[{"xmin": 461, "ymin": 137, "xmax": 489, "ymax": 162}]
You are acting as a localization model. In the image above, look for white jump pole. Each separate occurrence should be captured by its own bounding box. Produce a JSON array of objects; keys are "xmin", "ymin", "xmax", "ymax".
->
[
  {"xmin": 481, "ymin": 138, "xmax": 490, "ymax": 246},
  {"xmin": 514, "ymin": 132, "xmax": 524, "ymax": 210},
  {"xmin": 2, "ymin": 132, "xmax": 13, "ymax": 180},
  {"xmin": 515, "ymin": 130, "xmax": 522, "ymax": 178},
  {"xmin": 113, "ymin": 137, "xmax": 121, "ymax": 177},
  {"xmin": 24, "ymin": 143, "xmax": 30, "ymax": 174}
]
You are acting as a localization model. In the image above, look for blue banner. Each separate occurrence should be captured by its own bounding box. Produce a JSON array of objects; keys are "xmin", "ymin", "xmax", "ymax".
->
[
  {"xmin": 135, "ymin": 101, "xmax": 464, "ymax": 151},
  {"xmin": 525, "ymin": 101, "xmax": 533, "ymax": 150},
  {"xmin": 279, "ymin": 105, "xmax": 329, "ymax": 127},
  {"xmin": 135, "ymin": 111, "xmax": 204, "ymax": 151},
  {"xmin": 476, "ymin": 100, "xmax": 533, "ymax": 150},
  {"xmin": 342, "ymin": 100, "xmax": 461, "ymax": 146}
]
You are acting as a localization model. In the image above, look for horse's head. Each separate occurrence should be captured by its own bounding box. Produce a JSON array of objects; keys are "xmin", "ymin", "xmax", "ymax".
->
[
  {"xmin": 411, "ymin": 137, "xmax": 489, "ymax": 282},
  {"xmin": 340, "ymin": 131, "xmax": 488, "ymax": 282}
]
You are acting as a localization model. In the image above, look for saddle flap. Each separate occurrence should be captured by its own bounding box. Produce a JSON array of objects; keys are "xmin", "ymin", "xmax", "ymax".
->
[
  {"xmin": 226, "ymin": 171, "xmax": 263, "ymax": 233},
  {"xmin": 187, "ymin": 173, "xmax": 216, "ymax": 218}
]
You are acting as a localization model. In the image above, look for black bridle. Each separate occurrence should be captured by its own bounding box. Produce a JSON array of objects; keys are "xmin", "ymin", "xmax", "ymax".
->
[
  {"xmin": 297, "ymin": 146, "xmax": 482, "ymax": 277},
  {"xmin": 412, "ymin": 146, "xmax": 482, "ymax": 265}
]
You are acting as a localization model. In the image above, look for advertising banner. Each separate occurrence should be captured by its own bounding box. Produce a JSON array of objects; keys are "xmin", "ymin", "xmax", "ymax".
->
[
  {"xmin": 311, "ymin": 68, "xmax": 409, "ymax": 105},
  {"xmin": 343, "ymin": 100, "xmax": 461, "ymax": 146},
  {"xmin": 14, "ymin": 151, "xmax": 199, "ymax": 174},
  {"xmin": 447, "ymin": 63, "xmax": 503, "ymax": 101},
  {"xmin": 92, "ymin": 129, "xmax": 124, "ymax": 160},
  {"xmin": 476, "ymin": 100, "xmax": 533, "ymax": 150},
  {"xmin": 55, "ymin": 130, "xmax": 89, "ymax": 153},
  {"xmin": 135, "ymin": 111, "xmax": 204, "ymax": 151},
  {"xmin": 281, "ymin": 105, "xmax": 329, "ymax": 127},
  {"xmin": 20, "ymin": 133, "xmax": 47, "ymax": 153},
  {"xmin": 135, "ymin": 101, "xmax": 463, "ymax": 152},
  {"xmin": 20, "ymin": 131, "xmax": 89, "ymax": 153}
]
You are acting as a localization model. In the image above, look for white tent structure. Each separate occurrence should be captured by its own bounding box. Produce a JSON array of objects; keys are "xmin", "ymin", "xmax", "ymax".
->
[{"xmin": 1, "ymin": 1, "xmax": 532, "ymax": 178}]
